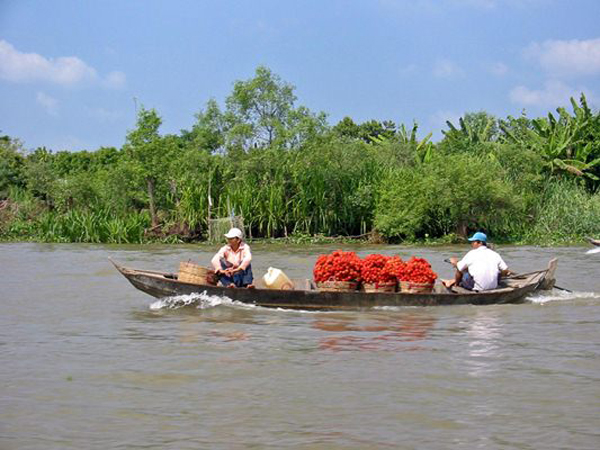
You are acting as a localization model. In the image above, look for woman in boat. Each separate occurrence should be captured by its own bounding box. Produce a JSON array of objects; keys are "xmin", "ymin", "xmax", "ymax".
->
[
  {"xmin": 211, "ymin": 227, "xmax": 254, "ymax": 288},
  {"xmin": 442, "ymin": 232, "xmax": 511, "ymax": 291}
]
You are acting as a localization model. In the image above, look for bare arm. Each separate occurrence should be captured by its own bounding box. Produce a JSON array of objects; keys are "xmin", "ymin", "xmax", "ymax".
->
[{"xmin": 211, "ymin": 246, "xmax": 226, "ymax": 272}]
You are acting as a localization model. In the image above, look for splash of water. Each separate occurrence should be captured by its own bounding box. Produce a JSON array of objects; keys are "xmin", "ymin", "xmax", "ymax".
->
[
  {"xmin": 527, "ymin": 288, "xmax": 600, "ymax": 304},
  {"xmin": 149, "ymin": 291, "xmax": 255, "ymax": 310}
]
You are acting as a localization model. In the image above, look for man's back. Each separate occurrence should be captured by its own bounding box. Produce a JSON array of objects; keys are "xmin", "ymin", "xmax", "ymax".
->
[{"xmin": 457, "ymin": 246, "xmax": 508, "ymax": 291}]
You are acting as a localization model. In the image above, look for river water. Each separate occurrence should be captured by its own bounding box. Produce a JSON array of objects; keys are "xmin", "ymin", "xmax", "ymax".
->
[{"xmin": 1, "ymin": 242, "xmax": 599, "ymax": 449}]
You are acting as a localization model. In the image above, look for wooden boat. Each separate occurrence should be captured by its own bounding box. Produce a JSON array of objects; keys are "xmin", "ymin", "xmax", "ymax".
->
[
  {"xmin": 111, "ymin": 258, "xmax": 558, "ymax": 310},
  {"xmin": 586, "ymin": 237, "xmax": 600, "ymax": 246}
]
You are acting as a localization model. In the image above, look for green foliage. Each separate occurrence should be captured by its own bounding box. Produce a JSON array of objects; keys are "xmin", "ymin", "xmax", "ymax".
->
[
  {"xmin": 35, "ymin": 209, "xmax": 149, "ymax": 243},
  {"xmin": 0, "ymin": 135, "xmax": 27, "ymax": 196},
  {"xmin": 169, "ymin": 147, "xmax": 220, "ymax": 234},
  {"xmin": 440, "ymin": 111, "xmax": 498, "ymax": 153},
  {"xmin": 523, "ymin": 180, "xmax": 600, "ymax": 243},
  {"xmin": 394, "ymin": 122, "xmax": 434, "ymax": 164},
  {"xmin": 500, "ymin": 94, "xmax": 600, "ymax": 188},
  {"xmin": 287, "ymin": 138, "xmax": 378, "ymax": 236},
  {"xmin": 333, "ymin": 117, "xmax": 397, "ymax": 144},
  {"xmin": 123, "ymin": 107, "xmax": 175, "ymax": 226},
  {"xmin": 375, "ymin": 153, "xmax": 520, "ymax": 240},
  {"xmin": 2, "ymin": 207, "xmax": 149, "ymax": 243},
  {"xmin": 23, "ymin": 147, "xmax": 58, "ymax": 207},
  {"xmin": 51, "ymin": 147, "xmax": 120, "ymax": 176},
  {"xmin": 225, "ymin": 66, "xmax": 297, "ymax": 148},
  {"xmin": 332, "ymin": 117, "xmax": 361, "ymax": 139},
  {"xmin": 187, "ymin": 66, "xmax": 328, "ymax": 155},
  {"xmin": 187, "ymin": 99, "xmax": 226, "ymax": 153}
]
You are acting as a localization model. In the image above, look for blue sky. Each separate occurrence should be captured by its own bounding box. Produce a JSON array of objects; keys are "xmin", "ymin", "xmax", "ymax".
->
[{"xmin": 1, "ymin": 0, "xmax": 600, "ymax": 151}]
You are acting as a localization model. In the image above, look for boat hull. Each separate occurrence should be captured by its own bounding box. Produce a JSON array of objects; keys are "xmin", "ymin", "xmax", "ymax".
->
[{"xmin": 113, "ymin": 260, "xmax": 554, "ymax": 310}]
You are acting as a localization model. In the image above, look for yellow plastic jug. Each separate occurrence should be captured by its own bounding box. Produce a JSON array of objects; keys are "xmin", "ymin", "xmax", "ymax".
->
[{"xmin": 263, "ymin": 267, "xmax": 294, "ymax": 290}]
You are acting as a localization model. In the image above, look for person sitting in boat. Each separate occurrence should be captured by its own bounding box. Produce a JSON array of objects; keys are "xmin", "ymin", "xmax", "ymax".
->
[
  {"xmin": 211, "ymin": 227, "xmax": 254, "ymax": 288},
  {"xmin": 442, "ymin": 232, "xmax": 511, "ymax": 291}
]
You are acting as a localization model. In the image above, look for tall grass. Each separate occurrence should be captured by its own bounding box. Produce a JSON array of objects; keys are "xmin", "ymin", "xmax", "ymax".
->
[
  {"xmin": 523, "ymin": 180, "xmax": 600, "ymax": 243},
  {"xmin": 2, "ymin": 207, "xmax": 150, "ymax": 243},
  {"xmin": 205, "ymin": 142, "xmax": 380, "ymax": 238}
]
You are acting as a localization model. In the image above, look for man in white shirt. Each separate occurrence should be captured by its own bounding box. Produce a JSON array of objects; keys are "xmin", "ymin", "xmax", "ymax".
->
[
  {"xmin": 442, "ymin": 232, "xmax": 510, "ymax": 291},
  {"xmin": 211, "ymin": 227, "xmax": 253, "ymax": 287}
]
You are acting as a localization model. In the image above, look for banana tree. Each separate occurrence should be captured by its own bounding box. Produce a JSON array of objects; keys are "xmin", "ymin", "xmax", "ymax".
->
[
  {"xmin": 443, "ymin": 111, "xmax": 498, "ymax": 149},
  {"xmin": 370, "ymin": 122, "xmax": 434, "ymax": 164},
  {"xmin": 500, "ymin": 94, "xmax": 600, "ymax": 182}
]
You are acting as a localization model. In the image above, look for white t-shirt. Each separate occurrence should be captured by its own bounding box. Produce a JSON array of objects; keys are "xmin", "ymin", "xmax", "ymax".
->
[{"xmin": 456, "ymin": 246, "xmax": 508, "ymax": 291}]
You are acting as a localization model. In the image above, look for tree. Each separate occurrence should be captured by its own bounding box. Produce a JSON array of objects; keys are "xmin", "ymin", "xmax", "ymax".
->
[
  {"xmin": 186, "ymin": 98, "xmax": 226, "ymax": 153},
  {"xmin": 189, "ymin": 66, "xmax": 327, "ymax": 153},
  {"xmin": 333, "ymin": 117, "xmax": 361, "ymax": 139},
  {"xmin": 0, "ymin": 134, "xmax": 26, "ymax": 197},
  {"xmin": 123, "ymin": 107, "xmax": 169, "ymax": 227},
  {"xmin": 359, "ymin": 120, "xmax": 396, "ymax": 143},
  {"xmin": 23, "ymin": 147, "xmax": 58, "ymax": 208},
  {"xmin": 499, "ymin": 94, "xmax": 600, "ymax": 188},
  {"xmin": 440, "ymin": 111, "xmax": 498, "ymax": 152},
  {"xmin": 333, "ymin": 118, "xmax": 399, "ymax": 144},
  {"xmin": 225, "ymin": 66, "xmax": 296, "ymax": 149}
]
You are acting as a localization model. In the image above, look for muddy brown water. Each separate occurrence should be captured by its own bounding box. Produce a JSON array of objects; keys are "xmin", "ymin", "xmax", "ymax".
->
[{"xmin": 1, "ymin": 242, "xmax": 600, "ymax": 449}]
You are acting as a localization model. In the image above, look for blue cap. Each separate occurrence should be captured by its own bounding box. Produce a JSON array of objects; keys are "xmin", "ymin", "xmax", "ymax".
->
[{"xmin": 468, "ymin": 232, "xmax": 487, "ymax": 242}]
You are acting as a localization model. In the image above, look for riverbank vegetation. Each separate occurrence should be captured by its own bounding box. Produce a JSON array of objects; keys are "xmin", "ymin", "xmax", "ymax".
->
[{"xmin": 2, "ymin": 66, "xmax": 600, "ymax": 244}]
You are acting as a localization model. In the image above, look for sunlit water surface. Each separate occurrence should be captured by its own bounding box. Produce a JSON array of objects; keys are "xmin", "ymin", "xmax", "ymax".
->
[{"xmin": 1, "ymin": 243, "xmax": 599, "ymax": 449}]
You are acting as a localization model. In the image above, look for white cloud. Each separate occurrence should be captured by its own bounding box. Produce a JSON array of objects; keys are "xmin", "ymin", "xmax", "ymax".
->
[
  {"xmin": 103, "ymin": 71, "xmax": 126, "ymax": 89},
  {"xmin": 433, "ymin": 58, "xmax": 465, "ymax": 78},
  {"xmin": 0, "ymin": 40, "xmax": 96, "ymax": 86},
  {"xmin": 524, "ymin": 38, "xmax": 600, "ymax": 77},
  {"xmin": 36, "ymin": 91, "xmax": 59, "ymax": 116},
  {"xmin": 0, "ymin": 40, "xmax": 125, "ymax": 88},
  {"xmin": 509, "ymin": 79, "xmax": 583, "ymax": 108}
]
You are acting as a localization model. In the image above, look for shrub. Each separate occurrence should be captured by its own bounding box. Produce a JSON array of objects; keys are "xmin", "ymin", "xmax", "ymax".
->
[{"xmin": 374, "ymin": 153, "xmax": 520, "ymax": 241}]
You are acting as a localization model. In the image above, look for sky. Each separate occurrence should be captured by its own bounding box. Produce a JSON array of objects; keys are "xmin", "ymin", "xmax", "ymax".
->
[{"xmin": 1, "ymin": 0, "xmax": 600, "ymax": 151}]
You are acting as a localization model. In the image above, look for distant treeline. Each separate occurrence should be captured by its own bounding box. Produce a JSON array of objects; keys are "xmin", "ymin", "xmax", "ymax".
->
[{"xmin": 1, "ymin": 66, "xmax": 600, "ymax": 244}]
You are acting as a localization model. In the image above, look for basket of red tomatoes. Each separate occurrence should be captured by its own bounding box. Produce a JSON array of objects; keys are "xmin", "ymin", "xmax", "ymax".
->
[
  {"xmin": 313, "ymin": 250, "xmax": 362, "ymax": 291},
  {"xmin": 396, "ymin": 257, "xmax": 438, "ymax": 293},
  {"xmin": 359, "ymin": 254, "xmax": 398, "ymax": 293}
]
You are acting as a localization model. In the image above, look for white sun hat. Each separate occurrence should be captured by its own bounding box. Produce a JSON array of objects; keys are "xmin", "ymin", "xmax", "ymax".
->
[{"xmin": 224, "ymin": 227, "xmax": 243, "ymax": 239}]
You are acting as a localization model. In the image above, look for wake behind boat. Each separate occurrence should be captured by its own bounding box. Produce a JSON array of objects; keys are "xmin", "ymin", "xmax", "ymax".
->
[
  {"xmin": 110, "ymin": 258, "xmax": 558, "ymax": 310},
  {"xmin": 585, "ymin": 237, "xmax": 600, "ymax": 254}
]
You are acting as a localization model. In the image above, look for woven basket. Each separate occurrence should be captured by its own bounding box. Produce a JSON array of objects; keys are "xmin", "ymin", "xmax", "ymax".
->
[
  {"xmin": 399, "ymin": 280, "xmax": 434, "ymax": 293},
  {"xmin": 178, "ymin": 261, "xmax": 216, "ymax": 285},
  {"xmin": 361, "ymin": 281, "xmax": 397, "ymax": 293},
  {"xmin": 316, "ymin": 280, "xmax": 359, "ymax": 292}
]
